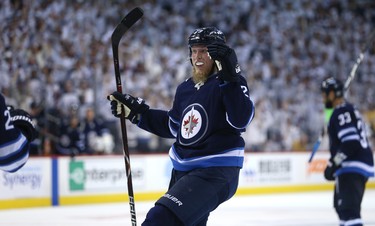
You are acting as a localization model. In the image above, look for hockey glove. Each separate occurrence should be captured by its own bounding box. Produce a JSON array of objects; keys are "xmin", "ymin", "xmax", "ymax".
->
[
  {"xmin": 324, "ymin": 158, "xmax": 340, "ymax": 181},
  {"xmin": 207, "ymin": 42, "xmax": 241, "ymax": 82},
  {"xmin": 107, "ymin": 91, "xmax": 149, "ymax": 124},
  {"xmin": 9, "ymin": 108, "xmax": 37, "ymax": 142}
]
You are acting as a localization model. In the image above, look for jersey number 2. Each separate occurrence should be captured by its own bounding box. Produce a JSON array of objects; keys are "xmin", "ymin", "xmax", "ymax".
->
[{"xmin": 4, "ymin": 109, "xmax": 14, "ymax": 130}]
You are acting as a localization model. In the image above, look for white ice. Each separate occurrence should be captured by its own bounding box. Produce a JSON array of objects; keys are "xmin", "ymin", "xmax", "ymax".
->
[{"xmin": 1, "ymin": 190, "xmax": 375, "ymax": 226}]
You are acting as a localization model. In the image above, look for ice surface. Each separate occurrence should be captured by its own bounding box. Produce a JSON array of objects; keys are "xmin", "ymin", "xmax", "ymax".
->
[{"xmin": 1, "ymin": 191, "xmax": 375, "ymax": 226}]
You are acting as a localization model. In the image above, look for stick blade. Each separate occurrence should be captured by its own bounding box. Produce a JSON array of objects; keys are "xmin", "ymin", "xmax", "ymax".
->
[{"xmin": 111, "ymin": 7, "xmax": 144, "ymax": 45}]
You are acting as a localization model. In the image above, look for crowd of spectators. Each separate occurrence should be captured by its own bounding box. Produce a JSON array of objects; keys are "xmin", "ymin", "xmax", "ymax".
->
[{"xmin": 1, "ymin": 0, "xmax": 375, "ymax": 155}]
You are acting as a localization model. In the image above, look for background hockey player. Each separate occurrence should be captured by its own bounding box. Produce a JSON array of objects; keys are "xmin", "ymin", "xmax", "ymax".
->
[
  {"xmin": 0, "ymin": 93, "xmax": 37, "ymax": 172},
  {"xmin": 321, "ymin": 77, "xmax": 374, "ymax": 226},
  {"xmin": 108, "ymin": 27, "xmax": 254, "ymax": 225}
]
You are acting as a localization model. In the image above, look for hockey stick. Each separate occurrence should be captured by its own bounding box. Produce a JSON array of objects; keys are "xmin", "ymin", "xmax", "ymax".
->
[
  {"xmin": 308, "ymin": 110, "xmax": 331, "ymax": 163},
  {"xmin": 111, "ymin": 7, "xmax": 143, "ymax": 226},
  {"xmin": 308, "ymin": 29, "xmax": 375, "ymax": 163},
  {"xmin": 344, "ymin": 30, "xmax": 375, "ymax": 94}
]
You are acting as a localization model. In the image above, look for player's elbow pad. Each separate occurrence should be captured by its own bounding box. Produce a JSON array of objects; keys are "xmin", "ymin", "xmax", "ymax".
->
[{"xmin": 227, "ymin": 102, "xmax": 255, "ymax": 129}]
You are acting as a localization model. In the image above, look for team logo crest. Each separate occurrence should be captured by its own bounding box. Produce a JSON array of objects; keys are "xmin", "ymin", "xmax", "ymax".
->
[{"xmin": 179, "ymin": 104, "xmax": 208, "ymax": 145}]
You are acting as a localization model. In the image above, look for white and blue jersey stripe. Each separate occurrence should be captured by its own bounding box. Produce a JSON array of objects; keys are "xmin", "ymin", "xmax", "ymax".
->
[{"xmin": 169, "ymin": 145, "xmax": 244, "ymax": 171}]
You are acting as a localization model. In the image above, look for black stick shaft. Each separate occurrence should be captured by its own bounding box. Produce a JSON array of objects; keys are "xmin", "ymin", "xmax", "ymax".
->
[{"xmin": 112, "ymin": 43, "xmax": 137, "ymax": 225}]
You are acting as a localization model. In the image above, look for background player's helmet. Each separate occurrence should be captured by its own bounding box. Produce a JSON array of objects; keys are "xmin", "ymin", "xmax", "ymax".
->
[
  {"xmin": 321, "ymin": 77, "xmax": 344, "ymax": 98},
  {"xmin": 188, "ymin": 27, "xmax": 226, "ymax": 48}
]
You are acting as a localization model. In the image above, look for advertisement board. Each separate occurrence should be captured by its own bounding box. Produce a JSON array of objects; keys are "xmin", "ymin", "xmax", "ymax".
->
[
  {"xmin": 0, "ymin": 157, "xmax": 52, "ymax": 208},
  {"xmin": 0, "ymin": 153, "xmax": 373, "ymax": 209},
  {"xmin": 240, "ymin": 152, "xmax": 330, "ymax": 187},
  {"xmin": 58, "ymin": 155, "xmax": 171, "ymax": 196}
]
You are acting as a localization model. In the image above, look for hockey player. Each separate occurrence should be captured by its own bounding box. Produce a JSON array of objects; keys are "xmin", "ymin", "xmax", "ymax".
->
[
  {"xmin": 0, "ymin": 93, "xmax": 37, "ymax": 172},
  {"xmin": 108, "ymin": 27, "xmax": 254, "ymax": 225},
  {"xmin": 321, "ymin": 77, "xmax": 374, "ymax": 226}
]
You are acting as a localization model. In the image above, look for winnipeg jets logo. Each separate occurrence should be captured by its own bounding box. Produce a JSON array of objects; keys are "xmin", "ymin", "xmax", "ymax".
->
[
  {"xmin": 179, "ymin": 104, "xmax": 208, "ymax": 145},
  {"xmin": 182, "ymin": 107, "xmax": 200, "ymax": 137}
]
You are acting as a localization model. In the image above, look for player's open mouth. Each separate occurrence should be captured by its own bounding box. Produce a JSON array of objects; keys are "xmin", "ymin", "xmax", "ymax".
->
[{"xmin": 195, "ymin": 62, "xmax": 204, "ymax": 66}]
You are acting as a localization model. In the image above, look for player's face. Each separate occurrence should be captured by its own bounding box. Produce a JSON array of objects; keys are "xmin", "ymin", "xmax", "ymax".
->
[{"xmin": 191, "ymin": 45, "xmax": 215, "ymax": 83}]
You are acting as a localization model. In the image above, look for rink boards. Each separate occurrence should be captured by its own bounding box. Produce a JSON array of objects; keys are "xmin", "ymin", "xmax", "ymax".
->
[{"xmin": 1, "ymin": 152, "xmax": 374, "ymax": 209}]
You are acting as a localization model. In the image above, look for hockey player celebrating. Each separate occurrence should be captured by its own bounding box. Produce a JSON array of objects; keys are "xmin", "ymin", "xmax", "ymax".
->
[
  {"xmin": 108, "ymin": 27, "xmax": 254, "ymax": 225},
  {"xmin": 321, "ymin": 77, "xmax": 374, "ymax": 226},
  {"xmin": 0, "ymin": 93, "xmax": 37, "ymax": 172}
]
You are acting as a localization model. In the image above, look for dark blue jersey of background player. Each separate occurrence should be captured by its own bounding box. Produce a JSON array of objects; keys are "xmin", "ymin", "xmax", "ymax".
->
[
  {"xmin": 327, "ymin": 102, "xmax": 374, "ymax": 177},
  {"xmin": 0, "ymin": 93, "xmax": 36, "ymax": 172},
  {"xmin": 321, "ymin": 77, "xmax": 374, "ymax": 226}
]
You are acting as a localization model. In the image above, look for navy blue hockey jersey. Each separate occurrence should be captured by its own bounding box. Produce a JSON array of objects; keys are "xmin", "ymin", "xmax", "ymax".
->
[
  {"xmin": 138, "ymin": 74, "xmax": 254, "ymax": 171},
  {"xmin": 327, "ymin": 102, "xmax": 374, "ymax": 177},
  {"xmin": 0, "ymin": 94, "xmax": 30, "ymax": 172}
]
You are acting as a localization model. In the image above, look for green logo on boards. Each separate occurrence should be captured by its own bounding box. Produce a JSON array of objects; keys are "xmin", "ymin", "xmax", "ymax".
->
[{"xmin": 69, "ymin": 161, "xmax": 85, "ymax": 191}]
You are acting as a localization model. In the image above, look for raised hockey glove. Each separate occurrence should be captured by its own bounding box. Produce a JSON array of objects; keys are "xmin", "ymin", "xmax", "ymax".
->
[
  {"xmin": 9, "ymin": 108, "xmax": 37, "ymax": 142},
  {"xmin": 107, "ymin": 91, "xmax": 149, "ymax": 124},
  {"xmin": 207, "ymin": 42, "xmax": 240, "ymax": 82}
]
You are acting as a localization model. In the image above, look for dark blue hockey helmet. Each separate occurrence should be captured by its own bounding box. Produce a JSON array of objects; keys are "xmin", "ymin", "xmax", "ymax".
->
[
  {"xmin": 321, "ymin": 77, "xmax": 344, "ymax": 98},
  {"xmin": 188, "ymin": 27, "xmax": 226, "ymax": 48},
  {"xmin": 188, "ymin": 27, "xmax": 226, "ymax": 65}
]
